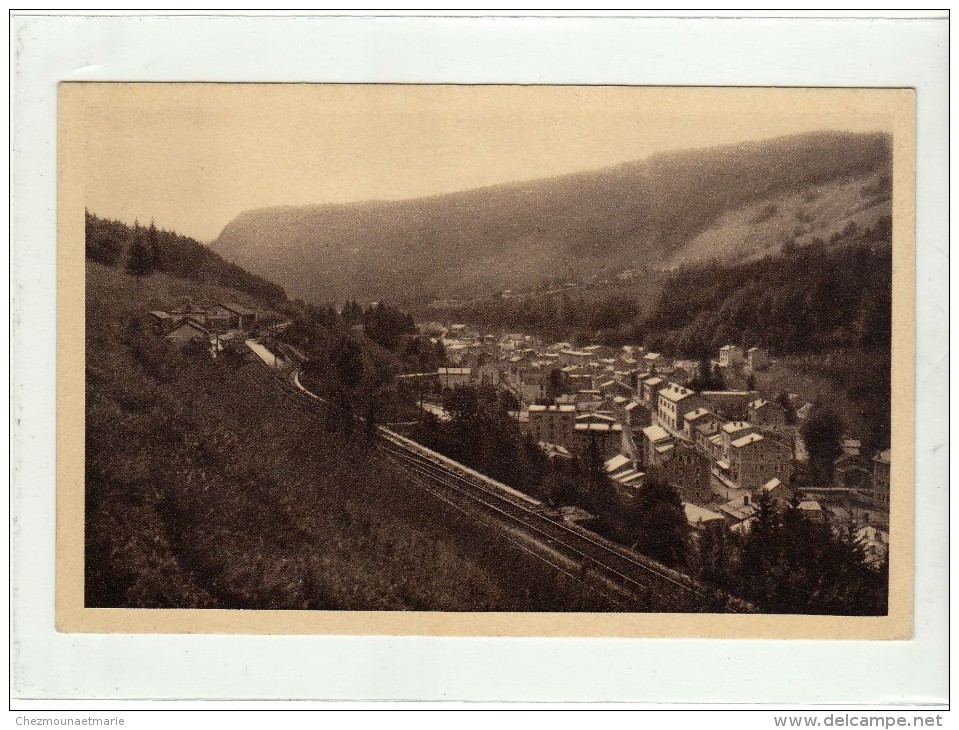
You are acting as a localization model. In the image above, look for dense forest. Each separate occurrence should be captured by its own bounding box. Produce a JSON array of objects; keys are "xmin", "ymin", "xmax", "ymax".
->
[
  {"xmin": 643, "ymin": 217, "xmax": 892, "ymax": 357},
  {"xmin": 86, "ymin": 210, "xmax": 287, "ymax": 304}
]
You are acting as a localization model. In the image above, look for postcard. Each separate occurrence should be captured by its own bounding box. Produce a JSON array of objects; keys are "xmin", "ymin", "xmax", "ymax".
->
[{"xmin": 57, "ymin": 83, "xmax": 915, "ymax": 639}]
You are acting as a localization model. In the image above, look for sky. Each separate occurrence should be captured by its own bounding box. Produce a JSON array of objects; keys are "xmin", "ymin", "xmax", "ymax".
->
[{"xmin": 72, "ymin": 84, "xmax": 896, "ymax": 242}]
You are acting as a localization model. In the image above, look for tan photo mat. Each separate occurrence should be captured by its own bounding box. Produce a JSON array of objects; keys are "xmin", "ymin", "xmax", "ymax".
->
[{"xmin": 56, "ymin": 84, "xmax": 916, "ymax": 638}]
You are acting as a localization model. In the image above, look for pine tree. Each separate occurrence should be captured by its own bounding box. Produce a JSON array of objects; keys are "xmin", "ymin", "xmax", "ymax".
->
[
  {"xmin": 801, "ymin": 404, "xmax": 844, "ymax": 475},
  {"xmin": 126, "ymin": 220, "xmax": 153, "ymax": 279},
  {"xmin": 624, "ymin": 472, "xmax": 689, "ymax": 567},
  {"xmin": 147, "ymin": 219, "xmax": 161, "ymax": 273}
]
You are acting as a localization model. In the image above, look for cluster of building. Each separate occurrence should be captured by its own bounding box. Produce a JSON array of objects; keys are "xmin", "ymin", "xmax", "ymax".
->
[
  {"xmin": 409, "ymin": 323, "xmax": 890, "ymax": 560},
  {"xmin": 148, "ymin": 301, "xmax": 282, "ymax": 353}
]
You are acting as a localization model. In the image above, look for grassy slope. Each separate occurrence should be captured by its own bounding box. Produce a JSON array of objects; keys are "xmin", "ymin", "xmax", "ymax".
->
[
  {"xmin": 85, "ymin": 262, "xmax": 615, "ymax": 611},
  {"xmin": 668, "ymin": 170, "xmax": 891, "ymax": 268}
]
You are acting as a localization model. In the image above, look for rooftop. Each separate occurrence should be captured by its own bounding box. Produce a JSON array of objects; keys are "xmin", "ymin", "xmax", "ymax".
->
[
  {"xmin": 684, "ymin": 503, "xmax": 725, "ymax": 525},
  {"xmin": 615, "ymin": 471, "xmax": 645, "ymax": 485},
  {"xmin": 684, "ymin": 407, "xmax": 713, "ymax": 422},
  {"xmin": 528, "ymin": 404, "xmax": 575, "ymax": 413},
  {"xmin": 659, "ymin": 383, "xmax": 696, "ymax": 402},
  {"xmin": 604, "ymin": 454, "xmax": 632, "ymax": 473},
  {"xmin": 641, "ymin": 425, "xmax": 672, "ymax": 443},
  {"xmin": 221, "ymin": 302, "xmax": 257, "ymax": 316},
  {"xmin": 730, "ymin": 433, "xmax": 765, "ymax": 449},
  {"xmin": 575, "ymin": 423, "xmax": 622, "ymax": 433},
  {"xmin": 718, "ymin": 499, "xmax": 758, "ymax": 521}
]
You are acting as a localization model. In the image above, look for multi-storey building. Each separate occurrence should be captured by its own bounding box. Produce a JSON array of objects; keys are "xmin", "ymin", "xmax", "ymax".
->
[
  {"xmin": 640, "ymin": 424, "xmax": 675, "ymax": 469},
  {"xmin": 527, "ymin": 404, "xmax": 576, "ymax": 449},
  {"xmin": 657, "ymin": 382, "xmax": 710, "ymax": 434},
  {"xmin": 723, "ymin": 432, "xmax": 793, "ymax": 491},
  {"xmin": 701, "ymin": 391, "xmax": 758, "ymax": 421},
  {"xmin": 718, "ymin": 344, "xmax": 745, "ymax": 368},
  {"xmin": 746, "ymin": 346, "xmax": 769, "ymax": 371},
  {"xmin": 683, "ymin": 407, "xmax": 721, "ymax": 442}
]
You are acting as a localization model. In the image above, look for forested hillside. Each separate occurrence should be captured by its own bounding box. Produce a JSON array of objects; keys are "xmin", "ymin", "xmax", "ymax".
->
[
  {"xmin": 211, "ymin": 131, "xmax": 891, "ymax": 301},
  {"xmin": 86, "ymin": 211, "xmax": 287, "ymax": 304},
  {"xmin": 84, "ymin": 262, "xmax": 613, "ymax": 610},
  {"xmin": 643, "ymin": 216, "xmax": 892, "ymax": 356}
]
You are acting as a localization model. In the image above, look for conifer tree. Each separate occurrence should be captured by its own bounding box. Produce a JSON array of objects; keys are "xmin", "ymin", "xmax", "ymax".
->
[{"xmin": 126, "ymin": 220, "xmax": 153, "ymax": 279}]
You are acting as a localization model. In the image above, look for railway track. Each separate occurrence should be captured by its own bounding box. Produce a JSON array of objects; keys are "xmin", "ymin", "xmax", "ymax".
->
[
  {"xmin": 377, "ymin": 430, "xmax": 749, "ymax": 612},
  {"xmin": 245, "ymin": 341, "xmax": 753, "ymax": 613}
]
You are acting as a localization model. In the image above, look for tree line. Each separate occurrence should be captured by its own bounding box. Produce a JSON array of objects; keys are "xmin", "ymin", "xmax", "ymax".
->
[
  {"xmin": 428, "ymin": 216, "xmax": 891, "ymax": 357},
  {"xmin": 85, "ymin": 210, "xmax": 287, "ymax": 304}
]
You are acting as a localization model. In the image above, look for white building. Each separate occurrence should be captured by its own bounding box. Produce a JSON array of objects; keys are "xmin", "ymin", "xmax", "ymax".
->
[{"xmin": 718, "ymin": 344, "xmax": 745, "ymax": 368}]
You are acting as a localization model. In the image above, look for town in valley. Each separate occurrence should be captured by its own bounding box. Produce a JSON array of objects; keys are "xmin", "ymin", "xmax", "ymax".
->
[{"xmin": 81, "ymin": 86, "xmax": 895, "ymax": 616}]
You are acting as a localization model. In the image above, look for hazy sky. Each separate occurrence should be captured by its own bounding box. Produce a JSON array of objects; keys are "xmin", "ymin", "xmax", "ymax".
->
[{"xmin": 73, "ymin": 85, "xmax": 895, "ymax": 242}]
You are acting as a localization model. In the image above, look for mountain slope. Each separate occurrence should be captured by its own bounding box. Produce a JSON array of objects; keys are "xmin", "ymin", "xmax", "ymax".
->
[
  {"xmin": 212, "ymin": 131, "xmax": 891, "ymax": 303},
  {"xmin": 87, "ymin": 211, "xmax": 287, "ymax": 304},
  {"xmin": 84, "ymin": 261, "xmax": 620, "ymax": 611}
]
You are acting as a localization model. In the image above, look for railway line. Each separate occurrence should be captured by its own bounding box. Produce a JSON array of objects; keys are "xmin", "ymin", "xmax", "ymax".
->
[{"xmin": 247, "ymin": 338, "xmax": 754, "ymax": 613}]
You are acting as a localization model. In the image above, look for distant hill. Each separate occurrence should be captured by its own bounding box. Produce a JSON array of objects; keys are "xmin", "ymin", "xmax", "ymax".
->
[{"xmin": 211, "ymin": 130, "xmax": 891, "ymax": 303}]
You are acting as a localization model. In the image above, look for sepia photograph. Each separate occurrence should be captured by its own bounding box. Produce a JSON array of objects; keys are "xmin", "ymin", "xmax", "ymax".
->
[{"xmin": 57, "ymin": 83, "xmax": 915, "ymax": 636}]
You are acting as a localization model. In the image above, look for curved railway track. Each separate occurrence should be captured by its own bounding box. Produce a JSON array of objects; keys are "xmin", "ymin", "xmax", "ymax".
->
[{"xmin": 247, "ymin": 341, "xmax": 753, "ymax": 613}]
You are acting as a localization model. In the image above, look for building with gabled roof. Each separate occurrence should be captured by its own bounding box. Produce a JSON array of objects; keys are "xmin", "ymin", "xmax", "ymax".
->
[
  {"xmin": 640, "ymin": 424, "xmax": 674, "ymax": 469},
  {"xmin": 221, "ymin": 302, "xmax": 258, "ymax": 329},
  {"xmin": 640, "ymin": 376, "xmax": 667, "ymax": 406},
  {"xmin": 683, "ymin": 407, "xmax": 720, "ymax": 441},
  {"xmin": 656, "ymin": 382, "xmax": 710, "ymax": 434},
  {"xmin": 718, "ymin": 495, "xmax": 758, "ymax": 527},
  {"xmin": 748, "ymin": 398, "xmax": 787, "ymax": 428},
  {"xmin": 163, "ymin": 317, "xmax": 210, "ymax": 347},
  {"xmin": 718, "ymin": 344, "xmax": 745, "ymax": 368},
  {"xmin": 798, "ymin": 500, "xmax": 825, "ymax": 523},
  {"xmin": 759, "ymin": 477, "xmax": 793, "ymax": 507},
  {"xmin": 723, "ymin": 431, "xmax": 793, "ymax": 491},
  {"xmin": 720, "ymin": 421, "xmax": 756, "ymax": 454},
  {"xmin": 684, "ymin": 503, "xmax": 726, "ymax": 531}
]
